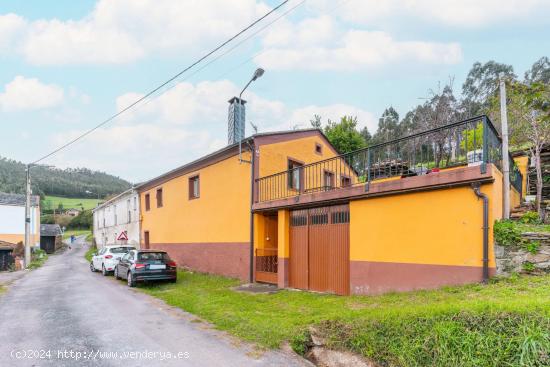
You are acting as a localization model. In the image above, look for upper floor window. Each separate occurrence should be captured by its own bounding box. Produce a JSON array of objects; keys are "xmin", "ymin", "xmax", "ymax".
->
[
  {"xmin": 133, "ymin": 196, "xmax": 137, "ymax": 211},
  {"xmin": 156, "ymin": 188, "xmax": 163, "ymax": 208},
  {"xmin": 114, "ymin": 205, "xmax": 117, "ymax": 225},
  {"xmin": 127, "ymin": 199, "xmax": 131, "ymax": 223},
  {"xmin": 189, "ymin": 175, "xmax": 200, "ymax": 199},
  {"xmin": 288, "ymin": 159, "xmax": 303, "ymax": 191},
  {"xmin": 315, "ymin": 143, "xmax": 323, "ymax": 155},
  {"xmin": 145, "ymin": 194, "xmax": 151, "ymax": 211}
]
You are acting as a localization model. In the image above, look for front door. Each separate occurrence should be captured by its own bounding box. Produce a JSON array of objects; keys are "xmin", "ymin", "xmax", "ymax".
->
[{"xmin": 289, "ymin": 204, "xmax": 350, "ymax": 295}]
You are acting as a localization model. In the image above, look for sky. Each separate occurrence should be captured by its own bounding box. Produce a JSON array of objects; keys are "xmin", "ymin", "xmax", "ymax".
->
[{"xmin": 0, "ymin": 0, "xmax": 549, "ymax": 183}]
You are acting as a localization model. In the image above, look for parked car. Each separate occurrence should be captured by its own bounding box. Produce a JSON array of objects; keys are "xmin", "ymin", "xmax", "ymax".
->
[
  {"xmin": 114, "ymin": 249, "xmax": 177, "ymax": 287},
  {"xmin": 90, "ymin": 245, "xmax": 136, "ymax": 275}
]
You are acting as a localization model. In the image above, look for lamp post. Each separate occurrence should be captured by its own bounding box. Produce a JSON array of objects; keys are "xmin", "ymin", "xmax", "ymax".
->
[{"xmin": 238, "ymin": 68, "xmax": 265, "ymax": 163}]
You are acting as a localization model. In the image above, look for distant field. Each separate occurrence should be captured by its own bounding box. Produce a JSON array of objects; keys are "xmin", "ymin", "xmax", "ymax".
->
[{"xmin": 43, "ymin": 196, "xmax": 100, "ymax": 211}]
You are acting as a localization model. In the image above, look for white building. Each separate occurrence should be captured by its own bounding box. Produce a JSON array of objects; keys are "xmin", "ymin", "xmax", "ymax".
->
[
  {"xmin": 92, "ymin": 189, "xmax": 140, "ymax": 249},
  {"xmin": 0, "ymin": 192, "xmax": 40, "ymax": 247}
]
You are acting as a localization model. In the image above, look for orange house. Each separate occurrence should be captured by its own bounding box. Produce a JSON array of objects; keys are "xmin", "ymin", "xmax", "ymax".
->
[{"xmin": 137, "ymin": 115, "xmax": 527, "ymax": 295}]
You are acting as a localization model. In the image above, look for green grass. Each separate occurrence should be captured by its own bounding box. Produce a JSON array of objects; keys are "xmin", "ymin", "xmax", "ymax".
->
[
  {"xmin": 62, "ymin": 229, "xmax": 91, "ymax": 240},
  {"xmin": 84, "ymin": 244, "xmax": 97, "ymax": 262},
  {"xmin": 43, "ymin": 195, "xmax": 100, "ymax": 211},
  {"xmin": 516, "ymin": 223, "xmax": 550, "ymax": 233},
  {"xmin": 28, "ymin": 249, "xmax": 48, "ymax": 269},
  {"xmin": 140, "ymin": 272, "xmax": 550, "ymax": 367}
]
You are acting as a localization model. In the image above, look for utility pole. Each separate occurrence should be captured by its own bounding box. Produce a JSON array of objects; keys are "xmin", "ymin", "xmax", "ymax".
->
[
  {"xmin": 500, "ymin": 75, "xmax": 510, "ymax": 219},
  {"xmin": 24, "ymin": 164, "xmax": 32, "ymax": 267}
]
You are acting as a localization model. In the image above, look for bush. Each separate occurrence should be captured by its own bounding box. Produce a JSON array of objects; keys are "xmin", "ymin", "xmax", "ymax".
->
[
  {"xmin": 318, "ymin": 312, "xmax": 550, "ymax": 367},
  {"xmin": 520, "ymin": 211, "xmax": 542, "ymax": 225},
  {"xmin": 494, "ymin": 220, "xmax": 522, "ymax": 246},
  {"xmin": 68, "ymin": 210, "xmax": 92, "ymax": 229}
]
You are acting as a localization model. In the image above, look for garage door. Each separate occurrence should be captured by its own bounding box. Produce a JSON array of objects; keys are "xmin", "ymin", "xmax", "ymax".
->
[{"xmin": 289, "ymin": 204, "xmax": 350, "ymax": 295}]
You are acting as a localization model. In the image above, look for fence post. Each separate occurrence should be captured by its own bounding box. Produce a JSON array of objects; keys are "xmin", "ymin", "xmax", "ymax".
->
[
  {"xmin": 365, "ymin": 148, "xmax": 371, "ymax": 192},
  {"xmin": 481, "ymin": 116, "xmax": 488, "ymax": 174}
]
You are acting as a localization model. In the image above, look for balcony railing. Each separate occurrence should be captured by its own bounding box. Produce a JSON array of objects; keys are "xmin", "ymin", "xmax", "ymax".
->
[{"xmin": 256, "ymin": 115, "xmax": 523, "ymax": 203}]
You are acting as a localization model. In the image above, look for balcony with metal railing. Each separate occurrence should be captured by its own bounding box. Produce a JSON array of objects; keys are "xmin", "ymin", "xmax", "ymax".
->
[{"xmin": 254, "ymin": 115, "xmax": 523, "ymax": 208}]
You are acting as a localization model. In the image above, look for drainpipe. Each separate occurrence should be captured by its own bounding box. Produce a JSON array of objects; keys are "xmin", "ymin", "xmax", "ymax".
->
[
  {"xmin": 248, "ymin": 141, "xmax": 255, "ymax": 283},
  {"xmin": 471, "ymin": 183, "xmax": 489, "ymax": 284}
]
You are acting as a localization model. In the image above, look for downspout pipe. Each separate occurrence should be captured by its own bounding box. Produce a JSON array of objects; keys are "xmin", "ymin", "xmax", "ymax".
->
[
  {"xmin": 248, "ymin": 141, "xmax": 255, "ymax": 283},
  {"xmin": 471, "ymin": 183, "xmax": 489, "ymax": 284}
]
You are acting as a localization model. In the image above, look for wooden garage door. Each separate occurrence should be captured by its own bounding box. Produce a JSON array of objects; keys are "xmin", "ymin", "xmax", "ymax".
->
[{"xmin": 289, "ymin": 204, "xmax": 350, "ymax": 295}]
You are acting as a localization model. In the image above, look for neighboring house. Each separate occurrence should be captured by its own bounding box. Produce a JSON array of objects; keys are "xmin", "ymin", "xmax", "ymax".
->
[
  {"xmin": 0, "ymin": 240, "xmax": 16, "ymax": 271},
  {"xmin": 92, "ymin": 189, "xmax": 140, "ymax": 249},
  {"xmin": 136, "ymin": 101, "xmax": 528, "ymax": 295},
  {"xmin": 40, "ymin": 224, "xmax": 62, "ymax": 254},
  {"xmin": 65, "ymin": 208, "xmax": 81, "ymax": 217},
  {"xmin": 0, "ymin": 192, "xmax": 40, "ymax": 247}
]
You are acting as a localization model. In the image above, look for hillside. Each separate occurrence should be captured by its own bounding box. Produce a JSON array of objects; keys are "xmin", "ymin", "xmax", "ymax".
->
[{"xmin": 0, "ymin": 156, "xmax": 131, "ymax": 199}]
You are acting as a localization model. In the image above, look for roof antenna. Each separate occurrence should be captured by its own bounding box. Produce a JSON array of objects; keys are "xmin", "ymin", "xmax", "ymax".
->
[{"xmin": 250, "ymin": 121, "xmax": 258, "ymax": 135}]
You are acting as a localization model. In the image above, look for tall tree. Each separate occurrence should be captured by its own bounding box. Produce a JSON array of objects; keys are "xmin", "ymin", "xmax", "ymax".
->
[
  {"xmin": 525, "ymin": 57, "xmax": 550, "ymax": 85},
  {"xmin": 310, "ymin": 114, "xmax": 322, "ymax": 129},
  {"xmin": 323, "ymin": 116, "xmax": 366, "ymax": 154},
  {"xmin": 415, "ymin": 80, "xmax": 460, "ymax": 167},
  {"xmin": 462, "ymin": 61, "xmax": 516, "ymax": 116},
  {"xmin": 506, "ymin": 82, "xmax": 550, "ymax": 220},
  {"xmin": 372, "ymin": 107, "xmax": 400, "ymax": 145},
  {"xmin": 360, "ymin": 126, "xmax": 372, "ymax": 146}
]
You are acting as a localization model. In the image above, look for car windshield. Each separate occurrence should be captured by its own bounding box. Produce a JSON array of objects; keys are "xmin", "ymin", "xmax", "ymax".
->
[
  {"xmin": 110, "ymin": 247, "xmax": 135, "ymax": 254},
  {"xmin": 138, "ymin": 252, "xmax": 170, "ymax": 263}
]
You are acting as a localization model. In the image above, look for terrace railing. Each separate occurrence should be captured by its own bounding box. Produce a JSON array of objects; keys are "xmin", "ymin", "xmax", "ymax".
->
[{"xmin": 256, "ymin": 115, "xmax": 523, "ymax": 203}]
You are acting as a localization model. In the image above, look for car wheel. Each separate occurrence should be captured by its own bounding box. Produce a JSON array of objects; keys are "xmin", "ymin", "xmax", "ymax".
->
[
  {"xmin": 102, "ymin": 264, "xmax": 109, "ymax": 276},
  {"xmin": 114, "ymin": 266, "xmax": 120, "ymax": 279},
  {"xmin": 90, "ymin": 262, "xmax": 96, "ymax": 272},
  {"xmin": 127, "ymin": 272, "xmax": 136, "ymax": 287}
]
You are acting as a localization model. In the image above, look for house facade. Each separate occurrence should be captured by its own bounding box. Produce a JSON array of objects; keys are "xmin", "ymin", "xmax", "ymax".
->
[
  {"xmin": 92, "ymin": 189, "xmax": 140, "ymax": 248},
  {"xmin": 136, "ymin": 115, "xmax": 528, "ymax": 295},
  {"xmin": 0, "ymin": 192, "xmax": 40, "ymax": 247}
]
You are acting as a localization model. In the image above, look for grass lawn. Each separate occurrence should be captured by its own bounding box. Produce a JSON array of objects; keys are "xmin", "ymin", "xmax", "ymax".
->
[
  {"xmin": 43, "ymin": 195, "xmax": 100, "ymax": 211},
  {"xmin": 140, "ymin": 272, "xmax": 550, "ymax": 367},
  {"xmin": 84, "ymin": 244, "xmax": 97, "ymax": 262},
  {"xmin": 62, "ymin": 229, "xmax": 91, "ymax": 240}
]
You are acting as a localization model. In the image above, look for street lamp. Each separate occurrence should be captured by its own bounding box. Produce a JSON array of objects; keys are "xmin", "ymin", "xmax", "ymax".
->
[
  {"xmin": 238, "ymin": 68, "xmax": 265, "ymax": 163},
  {"xmin": 239, "ymin": 68, "xmax": 265, "ymax": 104}
]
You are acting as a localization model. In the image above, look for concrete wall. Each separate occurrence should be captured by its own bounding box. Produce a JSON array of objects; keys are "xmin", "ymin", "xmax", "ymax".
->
[
  {"xmin": 349, "ymin": 180, "xmax": 502, "ymax": 295},
  {"xmin": 0, "ymin": 204, "xmax": 40, "ymax": 246},
  {"xmin": 93, "ymin": 191, "xmax": 140, "ymax": 248},
  {"xmin": 139, "ymin": 152, "xmax": 252, "ymax": 280}
]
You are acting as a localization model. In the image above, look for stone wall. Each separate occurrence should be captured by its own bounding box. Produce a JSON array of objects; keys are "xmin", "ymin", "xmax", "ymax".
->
[{"xmin": 495, "ymin": 232, "xmax": 550, "ymax": 275}]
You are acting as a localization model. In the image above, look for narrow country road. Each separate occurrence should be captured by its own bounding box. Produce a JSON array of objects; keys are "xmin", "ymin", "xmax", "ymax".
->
[{"xmin": 0, "ymin": 237, "xmax": 308, "ymax": 367}]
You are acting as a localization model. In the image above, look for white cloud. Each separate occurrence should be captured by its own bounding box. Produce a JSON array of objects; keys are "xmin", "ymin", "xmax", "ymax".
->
[
  {"xmin": 0, "ymin": 76, "xmax": 64, "ymax": 112},
  {"xmin": 312, "ymin": 0, "xmax": 550, "ymax": 28},
  {"xmin": 47, "ymin": 79, "xmax": 376, "ymax": 181},
  {"xmin": 0, "ymin": 13, "xmax": 26, "ymax": 52},
  {"xmin": 0, "ymin": 0, "xmax": 268, "ymax": 65},
  {"xmin": 256, "ymin": 24, "xmax": 462, "ymax": 71}
]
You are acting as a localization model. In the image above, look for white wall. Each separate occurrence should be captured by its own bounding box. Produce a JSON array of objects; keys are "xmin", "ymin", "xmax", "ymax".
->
[
  {"xmin": 0, "ymin": 204, "xmax": 40, "ymax": 245},
  {"xmin": 93, "ymin": 191, "xmax": 140, "ymax": 248}
]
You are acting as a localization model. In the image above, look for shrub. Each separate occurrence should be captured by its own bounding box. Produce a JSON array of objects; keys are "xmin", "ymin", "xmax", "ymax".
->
[
  {"xmin": 524, "ymin": 241, "xmax": 541, "ymax": 255},
  {"xmin": 523, "ymin": 262, "xmax": 536, "ymax": 273},
  {"xmin": 494, "ymin": 220, "xmax": 522, "ymax": 246},
  {"xmin": 520, "ymin": 211, "xmax": 542, "ymax": 225}
]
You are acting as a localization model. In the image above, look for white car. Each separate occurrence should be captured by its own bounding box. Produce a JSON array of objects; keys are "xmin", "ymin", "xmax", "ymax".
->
[{"xmin": 90, "ymin": 245, "xmax": 136, "ymax": 276}]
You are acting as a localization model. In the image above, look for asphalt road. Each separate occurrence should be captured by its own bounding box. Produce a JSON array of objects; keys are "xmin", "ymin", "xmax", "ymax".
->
[{"xmin": 0, "ymin": 237, "xmax": 309, "ymax": 367}]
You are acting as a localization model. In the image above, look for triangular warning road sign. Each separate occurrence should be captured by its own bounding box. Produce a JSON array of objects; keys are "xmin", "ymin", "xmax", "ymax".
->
[{"xmin": 117, "ymin": 231, "xmax": 128, "ymax": 241}]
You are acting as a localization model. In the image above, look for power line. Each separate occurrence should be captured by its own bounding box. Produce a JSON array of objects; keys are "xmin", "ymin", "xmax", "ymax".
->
[
  {"xmin": 102, "ymin": 0, "xmax": 307, "ymax": 127},
  {"xmin": 32, "ymin": 0, "xmax": 291, "ymax": 165}
]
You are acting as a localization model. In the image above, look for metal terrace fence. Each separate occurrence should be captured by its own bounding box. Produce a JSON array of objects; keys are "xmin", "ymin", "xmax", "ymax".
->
[{"xmin": 256, "ymin": 115, "xmax": 523, "ymax": 202}]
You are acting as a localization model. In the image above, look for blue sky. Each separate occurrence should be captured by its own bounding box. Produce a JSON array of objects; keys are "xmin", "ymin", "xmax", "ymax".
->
[{"xmin": 0, "ymin": 0, "xmax": 548, "ymax": 183}]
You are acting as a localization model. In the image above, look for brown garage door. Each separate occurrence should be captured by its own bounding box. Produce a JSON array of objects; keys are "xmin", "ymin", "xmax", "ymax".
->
[{"xmin": 289, "ymin": 204, "xmax": 350, "ymax": 295}]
